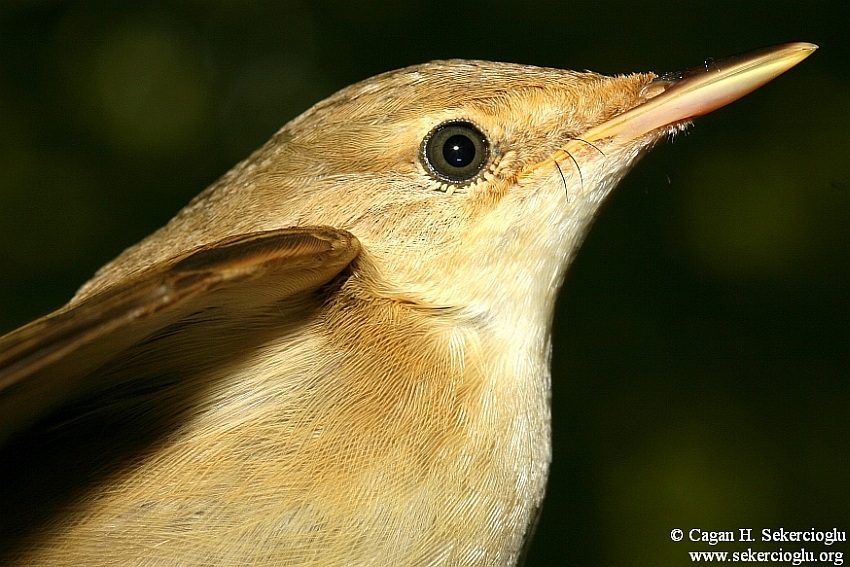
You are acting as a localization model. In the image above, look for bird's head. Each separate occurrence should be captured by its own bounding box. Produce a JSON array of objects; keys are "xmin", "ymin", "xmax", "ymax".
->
[{"xmin": 81, "ymin": 44, "xmax": 816, "ymax": 333}]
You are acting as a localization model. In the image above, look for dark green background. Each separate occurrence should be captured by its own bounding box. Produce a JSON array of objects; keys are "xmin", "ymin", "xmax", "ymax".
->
[{"xmin": 0, "ymin": 2, "xmax": 847, "ymax": 565}]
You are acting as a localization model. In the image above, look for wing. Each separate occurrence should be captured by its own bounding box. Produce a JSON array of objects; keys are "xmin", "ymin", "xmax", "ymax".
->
[{"xmin": 0, "ymin": 226, "xmax": 359, "ymax": 445}]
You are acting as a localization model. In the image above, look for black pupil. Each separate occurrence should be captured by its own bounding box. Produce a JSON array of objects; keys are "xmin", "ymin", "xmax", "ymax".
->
[{"xmin": 442, "ymin": 134, "xmax": 476, "ymax": 168}]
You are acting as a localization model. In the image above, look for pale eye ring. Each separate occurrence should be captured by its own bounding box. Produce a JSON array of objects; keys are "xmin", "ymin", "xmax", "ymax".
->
[{"xmin": 421, "ymin": 120, "xmax": 490, "ymax": 184}]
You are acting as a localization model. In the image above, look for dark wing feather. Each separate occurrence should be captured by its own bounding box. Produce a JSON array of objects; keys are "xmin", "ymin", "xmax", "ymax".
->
[{"xmin": 0, "ymin": 226, "xmax": 359, "ymax": 444}]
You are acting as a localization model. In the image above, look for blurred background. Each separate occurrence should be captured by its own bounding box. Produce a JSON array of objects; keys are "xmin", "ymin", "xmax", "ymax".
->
[{"xmin": 0, "ymin": 1, "xmax": 846, "ymax": 565}]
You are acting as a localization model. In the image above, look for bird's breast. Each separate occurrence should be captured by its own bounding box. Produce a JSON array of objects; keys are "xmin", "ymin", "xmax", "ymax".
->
[{"xmin": 15, "ymin": 294, "xmax": 552, "ymax": 566}]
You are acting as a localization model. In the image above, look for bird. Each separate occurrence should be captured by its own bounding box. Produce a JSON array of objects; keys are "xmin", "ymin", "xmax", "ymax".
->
[{"xmin": 0, "ymin": 43, "xmax": 815, "ymax": 566}]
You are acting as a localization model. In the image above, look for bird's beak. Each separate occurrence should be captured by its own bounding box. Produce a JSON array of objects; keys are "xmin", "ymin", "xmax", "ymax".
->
[{"xmin": 574, "ymin": 42, "xmax": 818, "ymax": 147}]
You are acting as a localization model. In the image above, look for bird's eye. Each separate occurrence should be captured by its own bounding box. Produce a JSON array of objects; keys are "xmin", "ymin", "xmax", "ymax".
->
[{"xmin": 421, "ymin": 120, "xmax": 490, "ymax": 184}]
